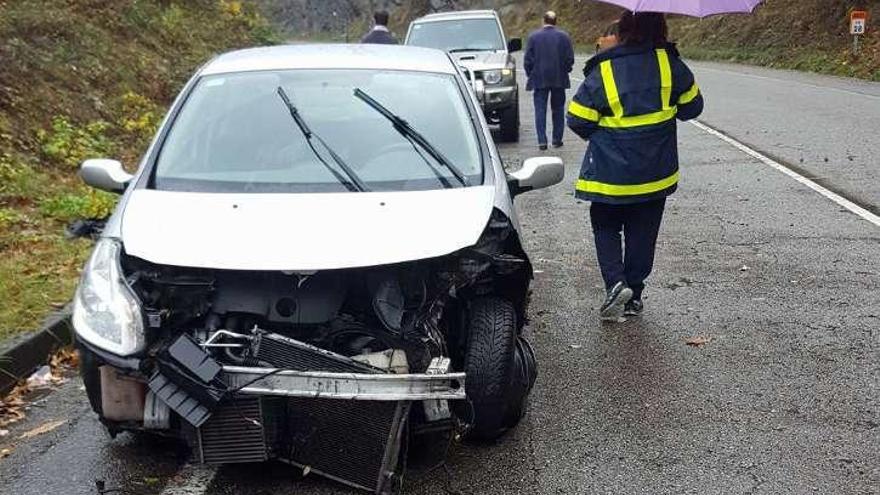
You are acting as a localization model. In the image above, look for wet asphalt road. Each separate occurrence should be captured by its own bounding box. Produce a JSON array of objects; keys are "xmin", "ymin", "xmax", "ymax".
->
[{"xmin": 1, "ymin": 58, "xmax": 878, "ymax": 495}]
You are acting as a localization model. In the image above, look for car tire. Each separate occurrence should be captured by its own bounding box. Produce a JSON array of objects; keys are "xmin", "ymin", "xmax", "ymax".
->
[
  {"xmin": 498, "ymin": 102, "xmax": 520, "ymax": 143},
  {"xmin": 501, "ymin": 336, "xmax": 537, "ymax": 429},
  {"xmin": 462, "ymin": 297, "xmax": 524, "ymax": 441}
]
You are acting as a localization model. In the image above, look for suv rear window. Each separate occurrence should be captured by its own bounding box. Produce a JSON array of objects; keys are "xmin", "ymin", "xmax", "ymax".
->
[{"xmin": 408, "ymin": 18, "xmax": 504, "ymax": 52}]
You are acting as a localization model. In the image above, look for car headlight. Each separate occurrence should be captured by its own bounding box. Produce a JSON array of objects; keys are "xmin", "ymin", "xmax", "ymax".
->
[
  {"xmin": 483, "ymin": 70, "xmax": 503, "ymax": 85},
  {"xmin": 72, "ymin": 238, "xmax": 145, "ymax": 356}
]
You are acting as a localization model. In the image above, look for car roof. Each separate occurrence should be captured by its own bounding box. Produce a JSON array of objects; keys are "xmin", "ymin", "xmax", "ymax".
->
[
  {"xmin": 412, "ymin": 10, "xmax": 498, "ymax": 23},
  {"xmin": 201, "ymin": 44, "xmax": 457, "ymax": 76}
]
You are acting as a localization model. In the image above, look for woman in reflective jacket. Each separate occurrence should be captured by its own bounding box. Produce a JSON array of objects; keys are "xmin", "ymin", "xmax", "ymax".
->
[{"xmin": 567, "ymin": 12, "xmax": 703, "ymax": 321}]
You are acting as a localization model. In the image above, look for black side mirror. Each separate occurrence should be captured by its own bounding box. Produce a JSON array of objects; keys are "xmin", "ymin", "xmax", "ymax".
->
[{"xmin": 507, "ymin": 38, "xmax": 522, "ymax": 53}]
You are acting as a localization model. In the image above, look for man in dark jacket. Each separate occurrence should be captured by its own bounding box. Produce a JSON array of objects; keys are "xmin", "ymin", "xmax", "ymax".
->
[
  {"xmin": 361, "ymin": 10, "xmax": 397, "ymax": 45},
  {"xmin": 524, "ymin": 11, "xmax": 574, "ymax": 150},
  {"xmin": 567, "ymin": 12, "xmax": 704, "ymax": 321}
]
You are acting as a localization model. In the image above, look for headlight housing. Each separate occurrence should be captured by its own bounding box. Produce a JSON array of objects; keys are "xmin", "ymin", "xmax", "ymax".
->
[
  {"xmin": 72, "ymin": 238, "xmax": 145, "ymax": 356},
  {"xmin": 482, "ymin": 70, "xmax": 503, "ymax": 85}
]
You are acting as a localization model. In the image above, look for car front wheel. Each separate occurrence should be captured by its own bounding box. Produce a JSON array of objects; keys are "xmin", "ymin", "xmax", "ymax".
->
[{"xmin": 462, "ymin": 297, "xmax": 534, "ymax": 441}]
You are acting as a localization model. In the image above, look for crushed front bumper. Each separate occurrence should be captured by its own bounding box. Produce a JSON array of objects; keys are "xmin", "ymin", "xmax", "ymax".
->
[
  {"xmin": 83, "ymin": 334, "xmax": 464, "ymax": 494},
  {"xmin": 223, "ymin": 365, "xmax": 465, "ymax": 401}
]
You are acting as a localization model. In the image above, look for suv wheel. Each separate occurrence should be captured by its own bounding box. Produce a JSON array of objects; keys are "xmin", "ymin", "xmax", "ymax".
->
[{"xmin": 499, "ymin": 102, "xmax": 519, "ymax": 143}]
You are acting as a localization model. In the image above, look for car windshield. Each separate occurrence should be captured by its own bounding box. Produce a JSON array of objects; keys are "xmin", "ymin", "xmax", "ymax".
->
[
  {"xmin": 153, "ymin": 69, "xmax": 482, "ymax": 193},
  {"xmin": 407, "ymin": 18, "xmax": 504, "ymax": 52}
]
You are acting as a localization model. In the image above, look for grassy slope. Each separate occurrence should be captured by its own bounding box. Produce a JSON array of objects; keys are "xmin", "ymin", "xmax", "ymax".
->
[{"xmin": 0, "ymin": 0, "xmax": 279, "ymax": 340}]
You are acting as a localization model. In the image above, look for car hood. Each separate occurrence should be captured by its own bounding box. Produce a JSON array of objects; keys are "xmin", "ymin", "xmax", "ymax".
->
[
  {"xmin": 120, "ymin": 186, "xmax": 496, "ymax": 271},
  {"xmin": 453, "ymin": 51, "xmax": 508, "ymax": 72}
]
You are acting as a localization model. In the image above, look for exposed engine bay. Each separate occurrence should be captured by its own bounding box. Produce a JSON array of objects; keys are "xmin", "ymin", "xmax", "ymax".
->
[{"xmin": 79, "ymin": 210, "xmax": 537, "ymax": 494}]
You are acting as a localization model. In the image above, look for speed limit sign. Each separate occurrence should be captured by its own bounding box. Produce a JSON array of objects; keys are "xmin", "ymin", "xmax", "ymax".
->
[{"xmin": 851, "ymin": 11, "xmax": 867, "ymax": 35}]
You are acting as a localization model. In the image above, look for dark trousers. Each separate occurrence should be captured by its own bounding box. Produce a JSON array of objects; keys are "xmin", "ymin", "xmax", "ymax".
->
[
  {"xmin": 589, "ymin": 199, "xmax": 666, "ymax": 300},
  {"xmin": 533, "ymin": 87, "xmax": 566, "ymax": 145}
]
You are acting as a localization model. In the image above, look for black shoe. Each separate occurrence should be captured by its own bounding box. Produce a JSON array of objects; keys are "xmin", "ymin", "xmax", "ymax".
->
[
  {"xmin": 552, "ymin": 141, "xmax": 563, "ymax": 148},
  {"xmin": 600, "ymin": 281, "xmax": 633, "ymax": 321},
  {"xmin": 538, "ymin": 144, "xmax": 548, "ymax": 151},
  {"xmin": 624, "ymin": 299, "xmax": 643, "ymax": 317}
]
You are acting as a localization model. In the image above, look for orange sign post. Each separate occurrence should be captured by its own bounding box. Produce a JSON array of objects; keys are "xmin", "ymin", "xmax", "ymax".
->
[{"xmin": 851, "ymin": 10, "xmax": 868, "ymax": 54}]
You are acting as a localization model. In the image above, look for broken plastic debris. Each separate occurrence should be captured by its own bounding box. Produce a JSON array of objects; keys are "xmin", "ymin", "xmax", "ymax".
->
[
  {"xmin": 0, "ymin": 447, "xmax": 11, "ymax": 458},
  {"xmin": 303, "ymin": 465, "xmax": 312, "ymax": 476},
  {"xmin": 25, "ymin": 365, "xmax": 58, "ymax": 388},
  {"xmin": 0, "ymin": 429, "xmax": 8, "ymax": 437},
  {"xmin": 569, "ymin": 344, "xmax": 582, "ymax": 349},
  {"xmin": 739, "ymin": 265, "xmax": 750, "ymax": 272}
]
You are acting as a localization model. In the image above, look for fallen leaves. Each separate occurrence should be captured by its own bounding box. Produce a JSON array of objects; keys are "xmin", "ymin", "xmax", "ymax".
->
[
  {"xmin": 685, "ymin": 336, "xmax": 712, "ymax": 347},
  {"xmin": 0, "ymin": 394, "xmax": 26, "ymax": 428},
  {"xmin": 1, "ymin": 346, "xmax": 79, "ymax": 429},
  {"xmin": 49, "ymin": 347, "xmax": 79, "ymax": 369}
]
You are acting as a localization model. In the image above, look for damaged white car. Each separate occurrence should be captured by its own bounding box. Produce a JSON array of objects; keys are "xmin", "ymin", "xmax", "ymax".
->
[{"xmin": 73, "ymin": 44, "xmax": 563, "ymax": 494}]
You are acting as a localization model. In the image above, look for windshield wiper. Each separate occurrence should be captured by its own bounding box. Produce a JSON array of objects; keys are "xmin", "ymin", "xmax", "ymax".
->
[
  {"xmin": 276, "ymin": 87, "xmax": 368, "ymax": 192},
  {"xmin": 353, "ymin": 88, "xmax": 469, "ymax": 187}
]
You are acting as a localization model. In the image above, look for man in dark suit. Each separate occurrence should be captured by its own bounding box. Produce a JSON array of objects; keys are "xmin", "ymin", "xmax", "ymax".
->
[
  {"xmin": 361, "ymin": 10, "xmax": 398, "ymax": 45},
  {"xmin": 524, "ymin": 11, "xmax": 574, "ymax": 150}
]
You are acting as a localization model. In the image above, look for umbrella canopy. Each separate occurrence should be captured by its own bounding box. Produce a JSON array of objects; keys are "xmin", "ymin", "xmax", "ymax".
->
[{"xmin": 595, "ymin": 0, "xmax": 764, "ymax": 18}]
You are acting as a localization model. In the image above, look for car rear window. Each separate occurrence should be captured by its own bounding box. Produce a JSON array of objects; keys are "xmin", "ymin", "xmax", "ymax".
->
[{"xmin": 407, "ymin": 18, "xmax": 505, "ymax": 52}]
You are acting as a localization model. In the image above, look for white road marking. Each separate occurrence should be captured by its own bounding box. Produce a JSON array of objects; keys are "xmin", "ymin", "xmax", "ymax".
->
[
  {"xmin": 160, "ymin": 464, "xmax": 218, "ymax": 495},
  {"xmin": 693, "ymin": 65, "xmax": 880, "ymax": 101},
  {"xmin": 691, "ymin": 120, "xmax": 880, "ymax": 228}
]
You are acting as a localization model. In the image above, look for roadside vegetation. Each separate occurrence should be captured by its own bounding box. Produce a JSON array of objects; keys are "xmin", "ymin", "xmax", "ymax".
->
[
  {"xmin": 266, "ymin": 0, "xmax": 880, "ymax": 81},
  {"xmin": 0, "ymin": 0, "xmax": 279, "ymax": 340},
  {"xmin": 492, "ymin": 0, "xmax": 880, "ymax": 81}
]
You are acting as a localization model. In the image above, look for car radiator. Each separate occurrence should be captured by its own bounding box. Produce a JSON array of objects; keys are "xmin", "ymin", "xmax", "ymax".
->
[
  {"xmin": 195, "ymin": 396, "xmax": 270, "ymax": 464},
  {"xmin": 283, "ymin": 398, "xmax": 409, "ymax": 494},
  {"xmin": 195, "ymin": 331, "xmax": 408, "ymax": 494},
  {"xmin": 251, "ymin": 331, "xmax": 379, "ymax": 373}
]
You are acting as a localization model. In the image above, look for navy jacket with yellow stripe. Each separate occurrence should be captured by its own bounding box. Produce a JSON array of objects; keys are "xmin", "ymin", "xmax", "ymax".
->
[{"xmin": 567, "ymin": 42, "xmax": 703, "ymax": 204}]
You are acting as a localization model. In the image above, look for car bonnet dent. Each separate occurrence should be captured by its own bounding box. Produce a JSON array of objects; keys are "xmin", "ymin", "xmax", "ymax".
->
[{"xmin": 121, "ymin": 185, "xmax": 497, "ymax": 270}]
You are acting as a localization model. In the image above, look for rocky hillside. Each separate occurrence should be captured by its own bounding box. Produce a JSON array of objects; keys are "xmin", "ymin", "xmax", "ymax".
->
[{"xmin": 259, "ymin": 0, "xmax": 880, "ymax": 80}]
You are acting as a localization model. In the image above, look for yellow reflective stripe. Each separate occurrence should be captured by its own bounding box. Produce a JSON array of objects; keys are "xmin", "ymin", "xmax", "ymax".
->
[
  {"xmin": 598, "ymin": 107, "xmax": 677, "ymax": 128},
  {"xmin": 679, "ymin": 83, "xmax": 700, "ymax": 105},
  {"xmin": 568, "ymin": 100, "xmax": 600, "ymax": 122},
  {"xmin": 656, "ymin": 49, "xmax": 672, "ymax": 110},
  {"xmin": 600, "ymin": 60, "xmax": 623, "ymax": 117},
  {"xmin": 576, "ymin": 170, "xmax": 679, "ymax": 196}
]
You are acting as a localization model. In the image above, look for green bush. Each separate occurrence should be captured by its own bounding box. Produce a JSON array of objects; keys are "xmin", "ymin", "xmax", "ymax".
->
[
  {"xmin": 117, "ymin": 91, "xmax": 163, "ymax": 150},
  {"xmin": 39, "ymin": 189, "xmax": 117, "ymax": 222},
  {"xmin": 0, "ymin": 153, "xmax": 53, "ymax": 199},
  {"xmin": 0, "ymin": 208, "xmax": 20, "ymax": 231},
  {"xmin": 37, "ymin": 116, "xmax": 115, "ymax": 168}
]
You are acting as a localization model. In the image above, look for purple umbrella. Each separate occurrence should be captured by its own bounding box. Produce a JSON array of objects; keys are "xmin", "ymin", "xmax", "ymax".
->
[{"xmin": 595, "ymin": 0, "xmax": 764, "ymax": 18}]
